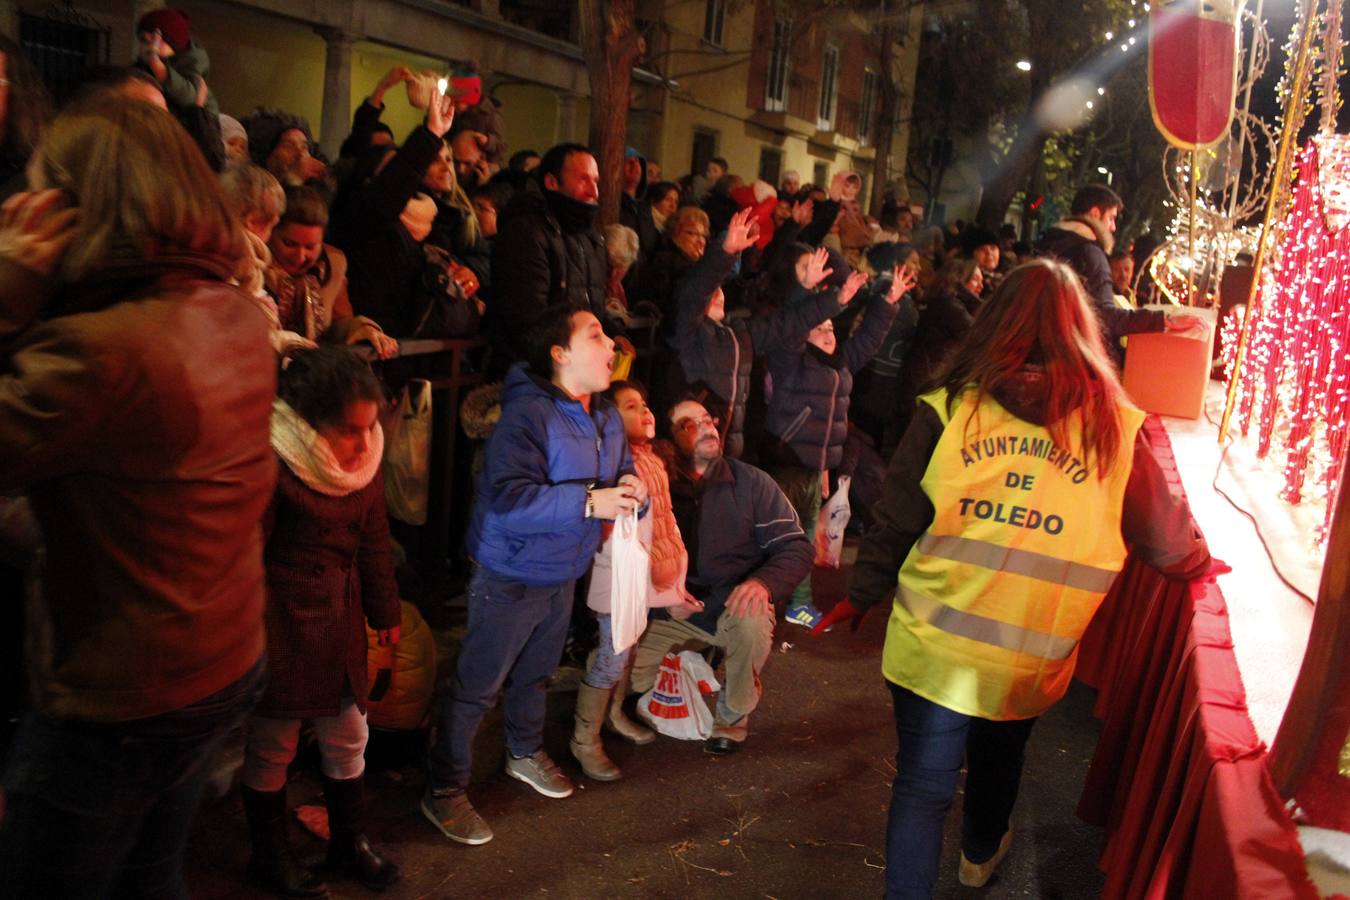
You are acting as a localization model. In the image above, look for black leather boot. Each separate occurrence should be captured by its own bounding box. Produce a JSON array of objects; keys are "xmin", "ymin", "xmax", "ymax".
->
[
  {"xmin": 241, "ymin": 784, "xmax": 329, "ymax": 898},
  {"xmin": 322, "ymin": 775, "xmax": 400, "ymax": 891}
]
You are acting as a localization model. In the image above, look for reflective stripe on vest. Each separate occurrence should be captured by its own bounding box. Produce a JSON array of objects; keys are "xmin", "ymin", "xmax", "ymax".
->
[
  {"xmin": 897, "ymin": 583, "xmax": 1079, "ymax": 661},
  {"xmin": 915, "ymin": 534, "xmax": 1118, "ymax": 593}
]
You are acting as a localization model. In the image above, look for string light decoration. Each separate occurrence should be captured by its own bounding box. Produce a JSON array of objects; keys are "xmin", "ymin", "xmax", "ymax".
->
[
  {"xmin": 1219, "ymin": 0, "xmax": 1350, "ymax": 543},
  {"xmin": 1227, "ymin": 135, "xmax": 1350, "ymax": 538}
]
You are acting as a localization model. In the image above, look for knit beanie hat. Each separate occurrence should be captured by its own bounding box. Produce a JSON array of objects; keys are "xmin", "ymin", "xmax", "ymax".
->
[
  {"xmin": 241, "ymin": 107, "xmax": 315, "ymax": 166},
  {"xmin": 137, "ymin": 9, "xmax": 191, "ymax": 53},
  {"xmin": 450, "ymin": 61, "xmax": 482, "ymax": 107},
  {"xmin": 219, "ymin": 114, "xmax": 246, "ymax": 147}
]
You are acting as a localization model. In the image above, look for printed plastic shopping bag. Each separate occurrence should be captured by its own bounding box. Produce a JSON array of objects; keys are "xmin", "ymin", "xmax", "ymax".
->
[
  {"xmin": 609, "ymin": 510, "xmax": 651, "ymax": 653},
  {"xmin": 814, "ymin": 475, "xmax": 852, "ymax": 568},
  {"xmin": 637, "ymin": 650, "xmax": 721, "ymax": 740},
  {"xmin": 382, "ymin": 379, "xmax": 432, "ymax": 525}
]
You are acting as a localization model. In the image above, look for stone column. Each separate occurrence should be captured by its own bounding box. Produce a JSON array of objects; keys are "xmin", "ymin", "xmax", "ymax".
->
[
  {"xmin": 316, "ymin": 27, "xmax": 355, "ymax": 161},
  {"xmin": 555, "ymin": 91, "xmax": 578, "ymax": 145}
]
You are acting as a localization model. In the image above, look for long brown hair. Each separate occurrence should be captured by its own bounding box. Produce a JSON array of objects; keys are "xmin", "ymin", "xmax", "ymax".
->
[
  {"xmin": 940, "ymin": 259, "xmax": 1132, "ymax": 476},
  {"xmin": 30, "ymin": 96, "xmax": 246, "ymax": 283}
]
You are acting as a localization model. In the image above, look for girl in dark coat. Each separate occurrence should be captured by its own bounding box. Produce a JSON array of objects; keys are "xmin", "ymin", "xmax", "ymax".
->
[
  {"xmin": 760, "ymin": 262, "xmax": 914, "ymax": 628},
  {"xmin": 241, "ymin": 347, "xmax": 402, "ymax": 897},
  {"xmin": 666, "ymin": 212, "xmax": 845, "ymax": 459}
]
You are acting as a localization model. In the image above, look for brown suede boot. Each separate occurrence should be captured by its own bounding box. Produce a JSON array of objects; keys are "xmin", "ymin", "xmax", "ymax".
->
[
  {"xmin": 569, "ymin": 682, "xmax": 622, "ymax": 781},
  {"xmin": 606, "ymin": 670, "xmax": 655, "ymax": 745}
]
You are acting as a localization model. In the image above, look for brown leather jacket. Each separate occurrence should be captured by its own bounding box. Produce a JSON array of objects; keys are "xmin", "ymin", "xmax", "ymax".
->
[{"xmin": 0, "ymin": 255, "xmax": 277, "ymax": 722}]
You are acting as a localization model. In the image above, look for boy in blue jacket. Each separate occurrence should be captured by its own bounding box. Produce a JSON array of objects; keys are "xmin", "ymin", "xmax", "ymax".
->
[{"xmin": 423, "ymin": 305, "xmax": 648, "ymax": 845}]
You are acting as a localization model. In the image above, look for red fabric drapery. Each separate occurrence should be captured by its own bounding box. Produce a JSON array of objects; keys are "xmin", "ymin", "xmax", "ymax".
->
[{"xmin": 1075, "ymin": 417, "xmax": 1316, "ymax": 899}]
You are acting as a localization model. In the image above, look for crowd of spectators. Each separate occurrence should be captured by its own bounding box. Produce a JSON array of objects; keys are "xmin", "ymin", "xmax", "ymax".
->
[{"xmin": 0, "ymin": 10, "xmax": 1201, "ymax": 897}]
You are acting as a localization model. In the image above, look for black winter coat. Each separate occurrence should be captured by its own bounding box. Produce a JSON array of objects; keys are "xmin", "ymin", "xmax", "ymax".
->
[
  {"xmin": 328, "ymin": 126, "xmax": 445, "ymax": 337},
  {"xmin": 489, "ymin": 184, "xmax": 609, "ymax": 361},
  {"xmin": 670, "ymin": 246, "xmax": 841, "ymax": 459},
  {"xmin": 259, "ymin": 463, "xmax": 401, "ymax": 719},
  {"xmin": 850, "ymin": 276, "xmax": 920, "ymax": 444},
  {"xmin": 1036, "ymin": 219, "xmax": 1165, "ymax": 361},
  {"xmin": 761, "ymin": 292, "xmax": 899, "ymax": 472}
]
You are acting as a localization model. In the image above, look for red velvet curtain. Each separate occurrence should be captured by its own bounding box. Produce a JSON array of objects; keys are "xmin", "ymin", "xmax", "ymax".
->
[{"xmin": 1075, "ymin": 418, "xmax": 1317, "ymax": 899}]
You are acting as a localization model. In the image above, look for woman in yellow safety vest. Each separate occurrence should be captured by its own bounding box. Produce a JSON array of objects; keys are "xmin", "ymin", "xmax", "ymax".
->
[{"xmin": 825, "ymin": 259, "xmax": 1210, "ymax": 898}]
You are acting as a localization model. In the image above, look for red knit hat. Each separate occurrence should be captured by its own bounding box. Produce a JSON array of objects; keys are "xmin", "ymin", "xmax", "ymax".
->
[{"xmin": 137, "ymin": 9, "xmax": 191, "ymax": 53}]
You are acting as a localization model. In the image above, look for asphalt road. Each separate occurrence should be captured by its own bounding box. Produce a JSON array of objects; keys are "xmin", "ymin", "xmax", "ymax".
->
[{"xmin": 185, "ymin": 559, "xmax": 1107, "ymax": 900}]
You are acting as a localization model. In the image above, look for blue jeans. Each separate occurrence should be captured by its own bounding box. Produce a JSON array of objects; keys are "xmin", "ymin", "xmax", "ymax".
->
[
  {"xmin": 583, "ymin": 613, "xmax": 634, "ymax": 689},
  {"xmin": 885, "ymin": 682, "xmax": 1037, "ymax": 899},
  {"xmin": 428, "ymin": 565, "xmax": 574, "ymax": 791},
  {"xmin": 0, "ymin": 656, "xmax": 266, "ymax": 900}
]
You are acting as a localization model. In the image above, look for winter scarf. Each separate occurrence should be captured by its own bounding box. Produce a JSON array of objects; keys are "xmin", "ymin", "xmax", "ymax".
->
[
  {"xmin": 270, "ymin": 398, "xmax": 384, "ymax": 497},
  {"xmin": 544, "ymin": 187, "xmax": 599, "ymax": 232}
]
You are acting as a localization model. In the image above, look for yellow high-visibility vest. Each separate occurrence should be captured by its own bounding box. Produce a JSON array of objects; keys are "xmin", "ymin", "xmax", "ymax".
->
[{"xmin": 883, "ymin": 386, "xmax": 1144, "ymax": 720}]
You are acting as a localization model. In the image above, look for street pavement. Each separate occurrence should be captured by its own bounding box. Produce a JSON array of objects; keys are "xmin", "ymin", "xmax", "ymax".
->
[{"xmin": 184, "ymin": 553, "xmax": 1107, "ymax": 899}]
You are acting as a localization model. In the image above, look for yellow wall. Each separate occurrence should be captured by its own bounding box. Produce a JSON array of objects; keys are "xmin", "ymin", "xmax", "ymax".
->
[
  {"xmin": 176, "ymin": 0, "xmax": 325, "ymax": 129},
  {"xmin": 495, "ymin": 83, "xmax": 558, "ymax": 157}
]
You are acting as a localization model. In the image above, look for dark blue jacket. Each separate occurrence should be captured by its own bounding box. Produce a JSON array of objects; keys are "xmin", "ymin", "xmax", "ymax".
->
[
  {"xmin": 761, "ymin": 292, "xmax": 899, "ymax": 472},
  {"xmin": 671, "ymin": 245, "xmax": 842, "ymax": 458},
  {"xmin": 662, "ymin": 455, "xmax": 815, "ymax": 633},
  {"xmin": 467, "ymin": 364, "xmax": 633, "ymax": 585}
]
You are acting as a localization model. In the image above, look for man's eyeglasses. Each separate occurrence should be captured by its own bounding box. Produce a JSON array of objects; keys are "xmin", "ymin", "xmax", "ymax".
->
[{"xmin": 676, "ymin": 414, "xmax": 718, "ymax": 435}]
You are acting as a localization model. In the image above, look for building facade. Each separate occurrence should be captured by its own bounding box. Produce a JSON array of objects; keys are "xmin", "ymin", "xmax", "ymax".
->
[{"xmin": 2, "ymin": 0, "xmax": 921, "ymax": 203}]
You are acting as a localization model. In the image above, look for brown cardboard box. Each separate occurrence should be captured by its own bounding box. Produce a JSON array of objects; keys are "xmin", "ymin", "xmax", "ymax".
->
[{"xmin": 1121, "ymin": 314, "xmax": 1215, "ymax": 420}]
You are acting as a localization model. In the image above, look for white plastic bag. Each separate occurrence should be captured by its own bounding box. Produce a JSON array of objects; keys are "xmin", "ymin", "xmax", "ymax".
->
[
  {"xmin": 814, "ymin": 475, "xmax": 852, "ymax": 568},
  {"xmin": 382, "ymin": 379, "xmax": 432, "ymax": 525},
  {"xmin": 637, "ymin": 650, "xmax": 721, "ymax": 740},
  {"xmin": 609, "ymin": 510, "xmax": 651, "ymax": 653}
]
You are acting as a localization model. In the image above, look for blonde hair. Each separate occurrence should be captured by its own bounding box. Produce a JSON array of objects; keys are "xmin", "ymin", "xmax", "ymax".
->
[
  {"xmin": 668, "ymin": 205, "xmax": 709, "ymax": 237},
  {"xmin": 219, "ymin": 163, "xmax": 285, "ymax": 224},
  {"xmin": 941, "ymin": 259, "xmax": 1131, "ymax": 476},
  {"xmin": 33, "ymin": 97, "xmax": 246, "ymax": 283}
]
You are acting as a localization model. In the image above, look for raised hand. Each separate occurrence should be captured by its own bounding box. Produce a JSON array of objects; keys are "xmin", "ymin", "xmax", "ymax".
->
[
  {"xmin": 838, "ymin": 270, "xmax": 869, "ymax": 306},
  {"xmin": 800, "ymin": 246, "xmax": 833, "ymax": 290},
  {"xmin": 372, "ymin": 65, "xmax": 413, "ymax": 106},
  {"xmin": 426, "ymin": 90, "xmax": 455, "ymax": 138},
  {"xmin": 791, "ymin": 198, "xmax": 814, "ymax": 227},
  {"xmin": 886, "ymin": 263, "xmax": 917, "ymax": 304},
  {"xmin": 722, "ymin": 207, "xmax": 760, "ymax": 254}
]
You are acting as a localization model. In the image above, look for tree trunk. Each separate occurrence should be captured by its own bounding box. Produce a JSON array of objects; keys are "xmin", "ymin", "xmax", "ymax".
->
[
  {"xmin": 578, "ymin": 0, "xmax": 645, "ymax": 228},
  {"xmin": 868, "ymin": 2, "xmax": 896, "ymax": 217},
  {"xmin": 975, "ymin": 117, "xmax": 1047, "ymax": 229}
]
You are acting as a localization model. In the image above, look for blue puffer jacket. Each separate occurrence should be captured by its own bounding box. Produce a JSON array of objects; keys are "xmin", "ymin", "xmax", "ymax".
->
[{"xmin": 467, "ymin": 363, "xmax": 633, "ymax": 585}]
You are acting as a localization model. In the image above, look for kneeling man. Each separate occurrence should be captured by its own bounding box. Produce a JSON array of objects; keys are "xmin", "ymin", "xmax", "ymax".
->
[{"xmin": 629, "ymin": 400, "xmax": 813, "ymax": 753}]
